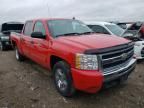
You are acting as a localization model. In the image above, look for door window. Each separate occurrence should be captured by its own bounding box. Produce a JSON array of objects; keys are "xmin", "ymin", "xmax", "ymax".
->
[{"xmin": 34, "ymin": 21, "xmax": 46, "ymax": 36}]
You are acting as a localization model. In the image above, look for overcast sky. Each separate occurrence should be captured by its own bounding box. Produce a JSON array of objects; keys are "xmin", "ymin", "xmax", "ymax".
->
[{"xmin": 0, "ymin": 0, "xmax": 144, "ymax": 23}]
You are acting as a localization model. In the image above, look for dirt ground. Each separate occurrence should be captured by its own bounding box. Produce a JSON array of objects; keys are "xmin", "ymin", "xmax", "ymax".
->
[{"xmin": 0, "ymin": 51, "xmax": 144, "ymax": 108}]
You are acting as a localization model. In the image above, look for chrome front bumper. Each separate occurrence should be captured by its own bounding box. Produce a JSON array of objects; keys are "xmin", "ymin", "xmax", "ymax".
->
[{"xmin": 103, "ymin": 58, "xmax": 136, "ymax": 82}]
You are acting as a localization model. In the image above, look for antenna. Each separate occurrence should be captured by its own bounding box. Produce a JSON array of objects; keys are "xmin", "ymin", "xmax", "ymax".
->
[
  {"xmin": 43, "ymin": 0, "xmax": 51, "ymax": 18},
  {"xmin": 47, "ymin": 3, "xmax": 51, "ymax": 18}
]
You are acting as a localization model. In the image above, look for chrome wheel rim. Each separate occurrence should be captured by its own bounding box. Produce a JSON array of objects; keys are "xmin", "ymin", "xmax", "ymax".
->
[
  {"xmin": 55, "ymin": 68, "xmax": 68, "ymax": 92},
  {"xmin": 16, "ymin": 48, "xmax": 19, "ymax": 60}
]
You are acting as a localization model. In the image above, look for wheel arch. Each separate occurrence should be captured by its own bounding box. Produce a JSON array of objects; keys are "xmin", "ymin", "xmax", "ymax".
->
[{"xmin": 50, "ymin": 55, "xmax": 70, "ymax": 70}]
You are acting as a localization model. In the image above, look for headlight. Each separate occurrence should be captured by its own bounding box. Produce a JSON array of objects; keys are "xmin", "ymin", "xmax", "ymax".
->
[
  {"xmin": 76, "ymin": 54, "xmax": 98, "ymax": 70},
  {"xmin": 1, "ymin": 36, "xmax": 9, "ymax": 40}
]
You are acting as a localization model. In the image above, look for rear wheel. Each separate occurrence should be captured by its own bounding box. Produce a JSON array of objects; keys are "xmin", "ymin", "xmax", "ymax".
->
[
  {"xmin": 15, "ymin": 46, "xmax": 25, "ymax": 61},
  {"xmin": 53, "ymin": 61, "xmax": 76, "ymax": 97}
]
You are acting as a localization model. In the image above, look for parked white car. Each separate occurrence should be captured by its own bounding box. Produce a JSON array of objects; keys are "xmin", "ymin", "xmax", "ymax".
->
[{"xmin": 86, "ymin": 22, "xmax": 144, "ymax": 59}]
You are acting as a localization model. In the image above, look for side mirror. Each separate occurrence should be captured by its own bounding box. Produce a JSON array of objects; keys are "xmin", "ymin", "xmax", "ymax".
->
[{"xmin": 31, "ymin": 32, "xmax": 46, "ymax": 39}]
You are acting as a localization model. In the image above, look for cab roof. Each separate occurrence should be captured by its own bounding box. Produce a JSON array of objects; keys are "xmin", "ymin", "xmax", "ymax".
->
[{"xmin": 26, "ymin": 18, "xmax": 72, "ymax": 22}]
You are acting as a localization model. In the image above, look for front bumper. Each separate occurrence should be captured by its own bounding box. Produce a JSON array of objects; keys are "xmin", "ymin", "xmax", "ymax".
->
[
  {"xmin": 71, "ymin": 68, "xmax": 103, "ymax": 93},
  {"xmin": 71, "ymin": 58, "xmax": 136, "ymax": 93},
  {"xmin": 103, "ymin": 59, "xmax": 136, "ymax": 88}
]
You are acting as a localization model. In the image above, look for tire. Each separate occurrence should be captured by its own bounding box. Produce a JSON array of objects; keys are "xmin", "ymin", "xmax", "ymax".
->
[
  {"xmin": 15, "ymin": 46, "xmax": 25, "ymax": 61},
  {"xmin": 53, "ymin": 61, "xmax": 76, "ymax": 97},
  {"xmin": 0, "ymin": 41, "xmax": 5, "ymax": 51}
]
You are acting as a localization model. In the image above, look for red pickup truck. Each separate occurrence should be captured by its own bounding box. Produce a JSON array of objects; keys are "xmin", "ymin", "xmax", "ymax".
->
[{"xmin": 11, "ymin": 18, "xmax": 136, "ymax": 97}]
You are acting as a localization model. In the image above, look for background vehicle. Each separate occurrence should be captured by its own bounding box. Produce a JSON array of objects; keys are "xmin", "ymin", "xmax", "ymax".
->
[
  {"xmin": 140, "ymin": 25, "xmax": 144, "ymax": 38},
  {"xmin": 0, "ymin": 22, "xmax": 23, "ymax": 51},
  {"xmin": 114, "ymin": 22, "xmax": 144, "ymax": 39},
  {"xmin": 121, "ymin": 22, "xmax": 144, "ymax": 39},
  {"xmin": 11, "ymin": 19, "xmax": 136, "ymax": 97},
  {"xmin": 111, "ymin": 22, "xmax": 133, "ymax": 29},
  {"xmin": 87, "ymin": 22, "xmax": 144, "ymax": 59}
]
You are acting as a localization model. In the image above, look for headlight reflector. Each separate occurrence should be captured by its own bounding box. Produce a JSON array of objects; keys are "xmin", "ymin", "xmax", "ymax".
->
[{"xmin": 76, "ymin": 54, "xmax": 98, "ymax": 70}]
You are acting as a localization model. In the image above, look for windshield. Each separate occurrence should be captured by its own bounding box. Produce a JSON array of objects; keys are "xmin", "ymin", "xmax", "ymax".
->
[
  {"xmin": 105, "ymin": 24, "xmax": 124, "ymax": 36},
  {"xmin": 47, "ymin": 19, "xmax": 93, "ymax": 37}
]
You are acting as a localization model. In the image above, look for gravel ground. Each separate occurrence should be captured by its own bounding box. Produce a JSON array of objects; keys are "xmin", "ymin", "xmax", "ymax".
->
[{"xmin": 0, "ymin": 51, "xmax": 144, "ymax": 108}]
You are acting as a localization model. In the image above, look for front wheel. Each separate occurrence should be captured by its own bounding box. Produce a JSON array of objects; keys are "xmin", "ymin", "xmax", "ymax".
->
[
  {"xmin": 53, "ymin": 61, "xmax": 76, "ymax": 97},
  {"xmin": 15, "ymin": 46, "xmax": 25, "ymax": 61}
]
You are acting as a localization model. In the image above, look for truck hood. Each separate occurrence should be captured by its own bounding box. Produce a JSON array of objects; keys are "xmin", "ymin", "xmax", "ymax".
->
[{"xmin": 56, "ymin": 34, "xmax": 130, "ymax": 51}]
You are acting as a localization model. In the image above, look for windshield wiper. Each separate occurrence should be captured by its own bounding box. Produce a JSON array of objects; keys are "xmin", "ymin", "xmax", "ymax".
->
[
  {"xmin": 79, "ymin": 31, "xmax": 94, "ymax": 35},
  {"xmin": 55, "ymin": 32, "xmax": 94, "ymax": 37},
  {"xmin": 55, "ymin": 33, "xmax": 81, "ymax": 37}
]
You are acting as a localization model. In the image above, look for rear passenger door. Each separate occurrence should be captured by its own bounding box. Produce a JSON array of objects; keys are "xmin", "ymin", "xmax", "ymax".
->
[{"xmin": 21, "ymin": 21, "xmax": 33, "ymax": 57}]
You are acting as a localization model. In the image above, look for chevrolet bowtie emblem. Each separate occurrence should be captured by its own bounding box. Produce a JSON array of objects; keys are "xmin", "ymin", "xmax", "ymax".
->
[{"xmin": 121, "ymin": 53, "xmax": 128, "ymax": 60}]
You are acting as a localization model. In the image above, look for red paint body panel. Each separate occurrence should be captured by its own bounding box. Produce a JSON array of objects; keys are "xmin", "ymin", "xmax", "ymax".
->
[
  {"xmin": 71, "ymin": 68, "xmax": 103, "ymax": 93},
  {"xmin": 10, "ymin": 18, "xmax": 131, "ymax": 93}
]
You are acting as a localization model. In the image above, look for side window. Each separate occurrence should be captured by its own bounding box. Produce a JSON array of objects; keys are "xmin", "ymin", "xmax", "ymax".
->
[
  {"xmin": 89, "ymin": 25, "xmax": 110, "ymax": 34},
  {"xmin": 23, "ymin": 21, "xmax": 33, "ymax": 36},
  {"xmin": 34, "ymin": 21, "xmax": 46, "ymax": 36}
]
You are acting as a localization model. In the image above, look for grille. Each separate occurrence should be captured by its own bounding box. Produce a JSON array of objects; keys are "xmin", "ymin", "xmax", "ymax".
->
[
  {"xmin": 100, "ymin": 43, "xmax": 134, "ymax": 74},
  {"xmin": 84, "ymin": 42, "xmax": 134, "ymax": 75}
]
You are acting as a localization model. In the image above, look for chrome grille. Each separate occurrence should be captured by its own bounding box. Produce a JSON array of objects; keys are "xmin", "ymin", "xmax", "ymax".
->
[
  {"xmin": 100, "ymin": 43, "xmax": 134, "ymax": 74},
  {"xmin": 84, "ymin": 42, "xmax": 134, "ymax": 75}
]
